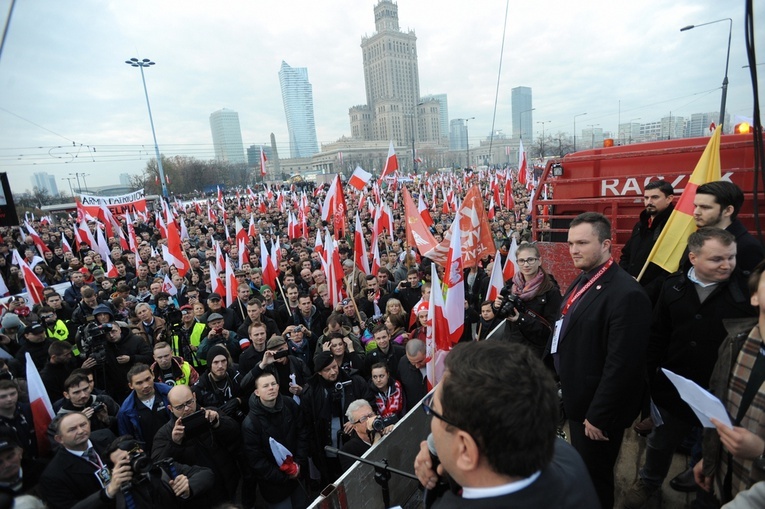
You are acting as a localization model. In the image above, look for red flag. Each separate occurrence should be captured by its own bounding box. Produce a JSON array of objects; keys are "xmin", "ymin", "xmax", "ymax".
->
[
  {"xmin": 24, "ymin": 222, "xmax": 51, "ymax": 256},
  {"xmin": 209, "ymin": 263, "xmax": 225, "ymax": 300},
  {"xmin": 503, "ymin": 237, "xmax": 518, "ymax": 280},
  {"xmin": 425, "ymin": 264, "xmax": 450, "ymax": 389},
  {"xmin": 402, "ymin": 188, "xmax": 439, "ymax": 256},
  {"xmin": 165, "ymin": 222, "xmax": 190, "ymax": 276},
  {"xmin": 225, "ymin": 255, "xmax": 238, "ymax": 307},
  {"xmin": 12, "ymin": 250, "xmax": 45, "ymax": 304},
  {"xmin": 105, "ymin": 255, "xmax": 119, "ymax": 278},
  {"xmin": 259, "ymin": 235, "xmax": 278, "ymax": 290},
  {"xmin": 418, "ymin": 193, "xmax": 434, "ymax": 227},
  {"xmin": 488, "ymin": 196, "xmax": 496, "ymax": 220},
  {"xmin": 518, "ymin": 138, "xmax": 527, "ymax": 186},
  {"xmin": 485, "ymin": 256, "xmax": 505, "ymax": 301},
  {"xmin": 320, "ymin": 175, "xmax": 348, "ymax": 237},
  {"xmin": 25, "ymin": 353, "xmax": 54, "ymax": 456},
  {"xmin": 443, "ymin": 218, "xmax": 465, "ymax": 345},
  {"xmin": 379, "ymin": 140, "xmax": 398, "ymax": 180}
]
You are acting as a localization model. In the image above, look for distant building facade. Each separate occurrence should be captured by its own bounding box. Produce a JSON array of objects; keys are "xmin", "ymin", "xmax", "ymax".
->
[
  {"xmin": 511, "ymin": 86, "xmax": 533, "ymax": 141},
  {"xmin": 32, "ymin": 172, "xmax": 58, "ymax": 196},
  {"xmin": 278, "ymin": 61, "xmax": 319, "ymax": 158},
  {"xmin": 209, "ymin": 108, "xmax": 246, "ymax": 164}
]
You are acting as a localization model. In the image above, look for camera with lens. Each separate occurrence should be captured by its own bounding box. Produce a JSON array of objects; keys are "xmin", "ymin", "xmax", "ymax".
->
[
  {"xmin": 497, "ymin": 282, "xmax": 526, "ymax": 317},
  {"xmin": 91, "ymin": 401, "xmax": 106, "ymax": 413},
  {"xmin": 165, "ymin": 305, "xmax": 182, "ymax": 327},
  {"xmin": 372, "ymin": 415, "xmax": 396, "ymax": 432},
  {"xmin": 332, "ymin": 380, "xmax": 352, "ymax": 401},
  {"xmin": 124, "ymin": 442, "xmax": 152, "ymax": 474},
  {"xmin": 81, "ymin": 323, "xmax": 112, "ymax": 364}
]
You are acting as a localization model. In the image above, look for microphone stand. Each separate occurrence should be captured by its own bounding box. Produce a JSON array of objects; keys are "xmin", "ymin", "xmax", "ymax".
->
[{"xmin": 324, "ymin": 446, "xmax": 418, "ymax": 509}]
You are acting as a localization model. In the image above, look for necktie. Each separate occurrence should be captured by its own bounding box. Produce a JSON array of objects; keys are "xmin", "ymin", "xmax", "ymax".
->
[{"xmin": 85, "ymin": 447, "xmax": 100, "ymax": 465}]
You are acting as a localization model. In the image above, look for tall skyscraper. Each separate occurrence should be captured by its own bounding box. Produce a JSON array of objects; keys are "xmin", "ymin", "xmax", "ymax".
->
[
  {"xmin": 511, "ymin": 86, "xmax": 533, "ymax": 142},
  {"xmin": 209, "ymin": 108, "xmax": 246, "ymax": 164},
  {"xmin": 450, "ymin": 119, "xmax": 467, "ymax": 151},
  {"xmin": 278, "ymin": 61, "xmax": 319, "ymax": 158},
  {"xmin": 32, "ymin": 172, "xmax": 58, "ymax": 196},
  {"xmin": 350, "ymin": 0, "xmax": 432, "ymax": 146}
]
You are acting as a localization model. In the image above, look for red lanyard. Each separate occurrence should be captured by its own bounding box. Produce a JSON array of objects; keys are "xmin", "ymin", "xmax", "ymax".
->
[{"xmin": 561, "ymin": 258, "xmax": 613, "ymax": 317}]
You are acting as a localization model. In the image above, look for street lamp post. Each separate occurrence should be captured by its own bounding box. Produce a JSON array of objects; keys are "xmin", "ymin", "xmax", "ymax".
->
[
  {"xmin": 62, "ymin": 177, "xmax": 75, "ymax": 198},
  {"xmin": 69, "ymin": 172, "xmax": 82, "ymax": 194},
  {"xmin": 573, "ymin": 112, "xmax": 587, "ymax": 151},
  {"xmin": 537, "ymin": 121, "xmax": 550, "ymax": 156},
  {"xmin": 681, "ymin": 18, "xmax": 732, "ymax": 128},
  {"xmin": 125, "ymin": 57, "xmax": 168, "ymax": 197},
  {"xmin": 519, "ymin": 108, "xmax": 535, "ymax": 140},
  {"xmin": 81, "ymin": 174, "xmax": 90, "ymax": 192},
  {"xmin": 465, "ymin": 117, "xmax": 475, "ymax": 169}
]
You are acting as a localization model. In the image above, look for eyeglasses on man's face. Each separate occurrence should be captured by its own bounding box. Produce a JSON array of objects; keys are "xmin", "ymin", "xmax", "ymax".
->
[
  {"xmin": 353, "ymin": 412, "xmax": 376, "ymax": 425},
  {"xmin": 422, "ymin": 393, "xmax": 460, "ymax": 429}
]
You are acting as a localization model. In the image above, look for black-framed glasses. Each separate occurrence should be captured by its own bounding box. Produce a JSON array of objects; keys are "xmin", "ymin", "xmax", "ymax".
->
[
  {"xmin": 174, "ymin": 398, "xmax": 195, "ymax": 410},
  {"xmin": 422, "ymin": 393, "xmax": 460, "ymax": 428},
  {"xmin": 517, "ymin": 257, "xmax": 539, "ymax": 265}
]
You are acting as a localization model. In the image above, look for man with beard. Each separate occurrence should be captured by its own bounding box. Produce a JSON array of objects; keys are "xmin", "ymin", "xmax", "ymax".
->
[
  {"xmin": 193, "ymin": 345, "xmax": 245, "ymax": 422},
  {"xmin": 619, "ymin": 180, "xmax": 675, "ymax": 296}
]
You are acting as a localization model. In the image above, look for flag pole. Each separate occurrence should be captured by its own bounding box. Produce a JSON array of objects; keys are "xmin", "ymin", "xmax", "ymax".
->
[
  {"xmin": 274, "ymin": 277, "xmax": 292, "ymax": 317},
  {"xmin": 348, "ymin": 264, "xmax": 365, "ymax": 326}
]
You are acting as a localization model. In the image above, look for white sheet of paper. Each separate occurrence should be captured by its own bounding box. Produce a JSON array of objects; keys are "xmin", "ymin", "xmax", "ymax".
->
[{"xmin": 661, "ymin": 368, "xmax": 732, "ymax": 429}]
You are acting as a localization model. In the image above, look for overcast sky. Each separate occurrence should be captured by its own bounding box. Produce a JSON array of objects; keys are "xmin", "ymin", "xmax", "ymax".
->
[{"xmin": 0, "ymin": 0, "xmax": 762, "ymax": 194}]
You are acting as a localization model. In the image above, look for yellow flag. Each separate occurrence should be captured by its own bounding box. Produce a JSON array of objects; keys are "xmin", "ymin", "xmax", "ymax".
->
[{"xmin": 638, "ymin": 126, "xmax": 722, "ymax": 278}]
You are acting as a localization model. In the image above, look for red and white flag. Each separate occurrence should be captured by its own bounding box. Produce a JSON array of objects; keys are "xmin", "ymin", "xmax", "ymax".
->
[
  {"xmin": 225, "ymin": 255, "xmax": 238, "ymax": 307},
  {"xmin": 379, "ymin": 140, "xmax": 398, "ymax": 180},
  {"xmin": 320, "ymin": 175, "xmax": 348, "ymax": 237},
  {"xmin": 24, "ymin": 221, "xmax": 51, "ymax": 256},
  {"xmin": 260, "ymin": 235, "xmax": 278, "ymax": 290},
  {"xmin": 162, "ymin": 274, "xmax": 178, "ymax": 296},
  {"xmin": 209, "ymin": 263, "xmax": 225, "ymax": 300},
  {"xmin": 25, "ymin": 353, "xmax": 54, "ymax": 456},
  {"xmin": 260, "ymin": 146, "xmax": 268, "ymax": 177},
  {"xmin": 443, "ymin": 218, "xmax": 465, "ymax": 345},
  {"xmin": 503, "ymin": 237, "xmax": 519, "ymax": 280},
  {"xmin": 518, "ymin": 138, "xmax": 528, "ymax": 186},
  {"xmin": 348, "ymin": 166, "xmax": 372, "ymax": 191},
  {"xmin": 354, "ymin": 213, "xmax": 371, "ymax": 275},
  {"xmin": 485, "ymin": 256, "xmax": 505, "ymax": 302},
  {"xmin": 425, "ymin": 264, "xmax": 449, "ymax": 390},
  {"xmin": 105, "ymin": 255, "xmax": 119, "ymax": 279},
  {"xmin": 418, "ymin": 193, "xmax": 434, "ymax": 227},
  {"xmin": 165, "ymin": 222, "xmax": 190, "ymax": 277},
  {"xmin": 0, "ymin": 272, "xmax": 9, "ymax": 297}
]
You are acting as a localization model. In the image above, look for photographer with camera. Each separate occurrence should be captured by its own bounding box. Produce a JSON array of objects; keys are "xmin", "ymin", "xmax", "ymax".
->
[
  {"xmin": 54, "ymin": 372, "xmax": 119, "ymax": 440},
  {"xmin": 170, "ymin": 305, "xmax": 206, "ymax": 370},
  {"xmin": 193, "ymin": 346, "xmax": 246, "ymax": 423},
  {"xmin": 493, "ymin": 244, "xmax": 562, "ymax": 358},
  {"xmin": 97, "ymin": 321, "xmax": 153, "ymax": 402},
  {"xmin": 392, "ymin": 270, "xmax": 422, "ymax": 314},
  {"xmin": 246, "ymin": 336, "xmax": 311, "ymax": 400},
  {"xmin": 339, "ymin": 399, "xmax": 394, "ymax": 472},
  {"xmin": 104, "ymin": 435, "xmax": 214, "ymax": 509},
  {"xmin": 300, "ymin": 352, "xmax": 367, "ymax": 486},
  {"xmin": 152, "ymin": 384, "xmax": 241, "ymax": 504}
]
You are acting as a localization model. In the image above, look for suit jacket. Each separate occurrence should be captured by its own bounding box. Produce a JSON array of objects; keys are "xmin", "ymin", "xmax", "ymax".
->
[
  {"xmin": 39, "ymin": 447, "xmax": 110, "ymax": 509},
  {"xmin": 552, "ymin": 262, "xmax": 651, "ymax": 430},
  {"xmin": 432, "ymin": 439, "xmax": 599, "ymax": 509}
]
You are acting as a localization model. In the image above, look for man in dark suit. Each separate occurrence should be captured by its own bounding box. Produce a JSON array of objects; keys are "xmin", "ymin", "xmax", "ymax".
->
[
  {"xmin": 39, "ymin": 412, "xmax": 114, "ymax": 509},
  {"xmin": 551, "ymin": 212, "xmax": 652, "ymax": 509},
  {"xmin": 413, "ymin": 341, "xmax": 598, "ymax": 508}
]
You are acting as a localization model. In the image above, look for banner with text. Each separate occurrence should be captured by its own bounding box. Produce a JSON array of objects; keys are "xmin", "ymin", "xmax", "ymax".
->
[{"xmin": 79, "ymin": 190, "xmax": 147, "ymax": 218}]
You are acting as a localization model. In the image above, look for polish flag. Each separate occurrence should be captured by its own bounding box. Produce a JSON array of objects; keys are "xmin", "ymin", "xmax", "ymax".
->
[
  {"xmin": 217, "ymin": 186, "xmax": 224, "ymax": 206},
  {"xmin": 354, "ymin": 213, "xmax": 371, "ymax": 275},
  {"xmin": 487, "ymin": 196, "xmax": 496, "ymax": 220},
  {"xmin": 94, "ymin": 225, "xmax": 112, "ymax": 265},
  {"xmin": 371, "ymin": 238, "xmax": 381, "ymax": 276},
  {"xmin": 105, "ymin": 255, "xmax": 119, "ymax": 279},
  {"xmin": 0, "ymin": 272, "xmax": 8, "ymax": 297},
  {"xmin": 225, "ymin": 255, "xmax": 238, "ymax": 307},
  {"xmin": 418, "ymin": 193, "xmax": 434, "ymax": 227},
  {"xmin": 518, "ymin": 139, "xmax": 528, "ymax": 186},
  {"xmin": 271, "ymin": 237, "xmax": 281, "ymax": 272},
  {"xmin": 77, "ymin": 220, "xmax": 96, "ymax": 250},
  {"xmin": 24, "ymin": 221, "xmax": 51, "ymax": 256},
  {"xmin": 485, "ymin": 256, "xmax": 505, "ymax": 302},
  {"xmin": 164, "ymin": 222, "xmax": 190, "ymax": 277},
  {"xmin": 443, "ymin": 218, "xmax": 465, "ymax": 346},
  {"xmin": 260, "ymin": 235, "xmax": 278, "ymax": 290},
  {"xmin": 321, "ymin": 175, "xmax": 348, "ymax": 237},
  {"xmin": 425, "ymin": 264, "xmax": 450, "ymax": 390},
  {"xmin": 179, "ymin": 217, "xmax": 189, "ymax": 240},
  {"xmin": 379, "ymin": 140, "xmax": 398, "ymax": 180},
  {"xmin": 162, "ymin": 274, "xmax": 178, "ymax": 296},
  {"xmin": 61, "ymin": 235, "xmax": 73, "ymax": 254},
  {"xmin": 348, "ymin": 166, "xmax": 372, "ymax": 191},
  {"xmin": 314, "ymin": 231, "xmax": 324, "ymax": 258},
  {"xmin": 25, "ymin": 353, "xmax": 54, "ymax": 456},
  {"xmin": 260, "ymin": 146, "xmax": 268, "ymax": 177},
  {"xmin": 156, "ymin": 215, "xmax": 168, "ymax": 239},
  {"xmin": 235, "ymin": 216, "xmax": 248, "ymax": 248},
  {"xmin": 248, "ymin": 214, "xmax": 257, "ymax": 238},
  {"xmin": 503, "ymin": 237, "xmax": 518, "ymax": 280},
  {"xmin": 209, "ymin": 263, "xmax": 225, "ymax": 300},
  {"xmin": 12, "ymin": 250, "xmax": 45, "ymax": 304},
  {"xmin": 325, "ymin": 230, "xmax": 344, "ymax": 306}
]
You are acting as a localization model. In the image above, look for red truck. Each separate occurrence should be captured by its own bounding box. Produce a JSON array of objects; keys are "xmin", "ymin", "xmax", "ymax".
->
[{"xmin": 532, "ymin": 132, "xmax": 765, "ymax": 289}]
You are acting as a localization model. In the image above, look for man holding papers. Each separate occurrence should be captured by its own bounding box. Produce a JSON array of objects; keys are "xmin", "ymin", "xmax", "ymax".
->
[
  {"xmin": 695, "ymin": 260, "xmax": 765, "ymax": 504},
  {"xmin": 623, "ymin": 228, "xmax": 758, "ymax": 509}
]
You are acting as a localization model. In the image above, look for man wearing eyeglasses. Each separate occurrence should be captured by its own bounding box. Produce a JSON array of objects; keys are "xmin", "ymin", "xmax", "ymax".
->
[
  {"xmin": 339, "ymin": 399, "xmax": 389, "ymax": 472},
  {"xmin": 152, "ymin": 384, "xmax": 241, "ymax": 504},
  {"xmin": 414, "ymin": 341, "xmax": 598, "ymax": 508}
]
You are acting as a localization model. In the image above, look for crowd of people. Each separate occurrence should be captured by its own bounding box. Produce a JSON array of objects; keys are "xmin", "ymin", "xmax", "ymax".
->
[{"xmin": 0, "ymin": 172, "xmax": 763, "ymax": 509}]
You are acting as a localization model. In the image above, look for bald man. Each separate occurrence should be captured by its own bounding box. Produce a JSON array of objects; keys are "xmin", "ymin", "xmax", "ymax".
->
[{"xmin": 151, "ymin": 385, "xmax": 241, "ymax": 503}]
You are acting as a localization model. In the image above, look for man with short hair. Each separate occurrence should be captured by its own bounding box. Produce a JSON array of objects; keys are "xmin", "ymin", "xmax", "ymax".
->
[
  {"xmin": 236, "ymin": 297, "xmax": 279, "ymax": 340},
  {"xmin": 250, "ymin": 336, "xmax": 310, "ymax": 399},
  {"xmin": 150, "ymin": 341, "xmax": 199, "ymax": 387},
  {"xmin": 0, "ymin": 380, "xmax": 38, "ymax": 459},
  {"xmin": 623, "ymin": 228, "xmax": 757, "ymax": 508},
  {"xmin": 238, "ymin": 321, "xmax": 270, "ymax": 376},
  {"xmin": 397, "ymin": 339, "xmax": 428, "ymax": 412},
  {"xmin": 275, "ymin": 283, "xmax": 300, "ymax": 332},
  {"xmin": 116, "ymin": 363, "xmax": 172, "ymax": 455},
  {"xmin": 56, "ymin": 372, "xmax": 119, "ymax": 437},
  {"xmin": 340, "ymin": 399, "xmax": 387, "ymax": 471},
  {"xmin": 39, "ymin": 341, "xmax": 75, "ymax": 403},
  {"xmin": 0, "ymin": 433, "xmax": 44, "ymax": 496},
  {"xmin": 552, "ymin": 212, "xmax": 651, "ymax": 509},
  {"xmin": 152, "ymin": 384, "xmax": 241, "ymax": 504},
  {"xmin": 63, "ymin": 270, "xmax": 89, "ymax": 307},
  {"xmin": 693, "ymin": 180, "xmax": 765, "ymax": 274},
  {"xmin": 413, "ymin": 341, "xmax": 598, "ymax": 508},
  {"xmin": 364, "ymin": 325, "xmax": 405, "ymax": 380},
  {"xmin": 619, "ymin": 179, "xmax": 675, "ymax": 292},
  {"xmin": 229, "ymin": 284, "xmax": 251, "ymax": 329},
  {"xmin": 15, "ymin": 322, "xmax": 52, "ymax": 372},
  {"xmin": 205, "ymin": 293, "xmax": 238, "ymax": 331},
  {"xmin": 292, "ymin": 293, "xmax": 324, "ymax": 347}
]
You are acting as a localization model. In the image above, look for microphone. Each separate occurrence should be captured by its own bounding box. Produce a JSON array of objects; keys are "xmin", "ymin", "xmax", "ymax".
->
[{"xmin": 423, "ymin": 434, "xmax": 451, "ymax": 509}]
